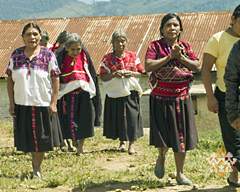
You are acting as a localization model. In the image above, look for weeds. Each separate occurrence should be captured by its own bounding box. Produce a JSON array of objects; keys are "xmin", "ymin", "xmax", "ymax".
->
[{"xmin": 0, "ymin": 119, "xmax": 227, "ymax": 191}]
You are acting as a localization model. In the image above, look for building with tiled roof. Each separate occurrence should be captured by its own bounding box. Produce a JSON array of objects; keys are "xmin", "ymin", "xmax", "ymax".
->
[{"xmin": 0, "ymin": 11, "xmax": 231, "ymax": 77}]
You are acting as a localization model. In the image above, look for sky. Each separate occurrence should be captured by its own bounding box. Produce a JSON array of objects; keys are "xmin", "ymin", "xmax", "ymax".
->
[{"xmin": 77, "ymin": 0, "xmax": 111, "ymax": 4}]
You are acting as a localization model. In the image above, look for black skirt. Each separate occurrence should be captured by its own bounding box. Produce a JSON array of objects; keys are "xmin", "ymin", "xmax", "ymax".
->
[
  {"xmin": 149, "ymin": 95, "xmax": 198, "ymax": 152},
  {"xmin": 58, "ymin": 90, "xmax": 95, "ymax": 140},
  {"xmin": 14, "ymin": 105, "xmax": 63, "ymax": 152},
  {"xmin": 103, "ymin": 91, "xmax": 143, "ymax": 141}
]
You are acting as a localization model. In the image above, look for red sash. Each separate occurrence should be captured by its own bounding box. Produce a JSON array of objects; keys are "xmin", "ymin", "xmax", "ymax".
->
[{"xmin": 151, "ymin": 80, "xmax": 190, "ymax": 97}]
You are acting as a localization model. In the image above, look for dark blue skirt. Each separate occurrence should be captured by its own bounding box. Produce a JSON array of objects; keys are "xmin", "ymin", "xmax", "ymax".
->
[
  {"xmin": 58, "ymin": 90, "xmax": 95, "ymax": 140},
  {"xmin": 14, "ymin": 105, "xmax": 63, "ymax": 152},
  {"xmin": 149, "ymin": 94, "xmax": 198, "ymax": 152},
  {"xmin": 103, "ymin": 91, "xmax": 143, "ymax": 141}
]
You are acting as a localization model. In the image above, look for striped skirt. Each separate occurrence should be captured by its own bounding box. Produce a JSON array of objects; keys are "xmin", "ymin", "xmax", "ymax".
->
[
  {"xmin": 58, "ymin": 90, "xmax": 95, "ymax": 140},
  {"xmin": 14, "ymin": 104, "xmax": 63, "ymax": 152},
  {"xmin": 149, "ymin": 95, "xmax": 198, "ymax": 152}
]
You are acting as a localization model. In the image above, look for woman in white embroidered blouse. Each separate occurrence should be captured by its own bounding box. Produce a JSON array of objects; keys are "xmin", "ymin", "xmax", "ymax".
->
[{"xmin": 6, "ymin": 23, "xmax": 60, "ymax": 179}]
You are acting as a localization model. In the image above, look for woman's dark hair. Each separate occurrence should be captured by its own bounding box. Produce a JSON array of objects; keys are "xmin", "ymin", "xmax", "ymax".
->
[
  {"xmin": 21, "ymin": 22, "xmax": 41, "ymax": 36},
  {"xmin": 160, "ymin": 13, "xmax": 183, "ymax": 37},
  {"xmin": 56, "ymin": 31, "xmax": 69, "ymax": 44},
  {"xmin": 232, "ymin": 4, "xmax": 240, "ymax": 18},
  {"xmin": 41, "ymin": 31, "xmax": 49, "ymax": 41}
]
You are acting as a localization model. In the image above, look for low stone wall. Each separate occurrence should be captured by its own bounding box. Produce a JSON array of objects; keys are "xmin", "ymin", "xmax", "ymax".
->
[{"xmin": 99, "ymin": 75, "xmax": 219, "ymax": 128}]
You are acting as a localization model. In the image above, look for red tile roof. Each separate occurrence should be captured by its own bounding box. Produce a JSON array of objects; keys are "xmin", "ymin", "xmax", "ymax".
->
[{"xmin": 0, "ymin": 11, "xmax": 231, "ymax": 77}]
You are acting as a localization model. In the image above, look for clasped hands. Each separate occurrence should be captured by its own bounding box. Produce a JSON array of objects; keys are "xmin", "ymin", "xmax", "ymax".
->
[
  {"xmin": 169, "ymin": 44, "xmax": 185, "ymax": 61},
  {"xmin": 112, "ymin": 70, "xmax": 134, "ymax": 78}
]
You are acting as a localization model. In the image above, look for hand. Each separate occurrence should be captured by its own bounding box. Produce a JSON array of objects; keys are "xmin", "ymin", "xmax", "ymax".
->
[
  {"xmin": 207, "ymin": 95, "xmax": 218, "ymax": 113},
  {"xmin": 112, "ymin": 71, "xmax": 124, "ymax": 78},
  {"xmin": 123, "ymin": 70, "xmax": 133, "ymax": 78},
  {"xmin": 173, "ymin": 44, "xmax": 182, "ymax": 52},
  {"xmin": 231, "ymin": 117, "xmax": 240, "ymax": 130},
  {"xmin": 9, "ymin": 104, "xmax": 15, "ymax": 117},
  {"xmin": 171, "ymin": 44, "xmax": 182, "ymax": 59},
  {"xmin": 49, "ymin": 102, "xmax": 57, "ymax": 114}
]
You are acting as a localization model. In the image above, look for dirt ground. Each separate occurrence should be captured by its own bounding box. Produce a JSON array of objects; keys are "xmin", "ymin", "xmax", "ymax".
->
[{"xmin": 0, "ymin": 131, "xmax": 239, "ymax": 192}]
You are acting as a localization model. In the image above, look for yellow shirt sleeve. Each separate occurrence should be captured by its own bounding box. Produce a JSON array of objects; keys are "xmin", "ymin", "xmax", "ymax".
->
[{"xmin": 204, "ymin": 35, "xmax": 219, "ymax": 58}]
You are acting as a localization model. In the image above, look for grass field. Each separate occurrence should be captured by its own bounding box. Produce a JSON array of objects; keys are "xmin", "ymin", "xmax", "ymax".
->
[{"xmin": 0, "ymin": 117, "xmax": 234, "ymax": 192}]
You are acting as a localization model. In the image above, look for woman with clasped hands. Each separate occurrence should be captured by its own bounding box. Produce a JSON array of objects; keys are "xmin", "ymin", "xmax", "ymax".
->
[
  {"xmin": 145, "ymin": 13, "xmax": 200, "ymax": 185},
  {"xmin": 99, "ymin": 30, "xmax": 144, "ymax": 155}
]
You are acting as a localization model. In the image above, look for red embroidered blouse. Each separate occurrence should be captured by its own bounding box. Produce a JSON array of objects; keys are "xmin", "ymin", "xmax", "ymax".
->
[
  {"xmin": 99, "ymin": 51, "xmax": 144, "ymax": 76},
  {"xmin": 60, "ymin": 50, "xmax": 90, "ymax": 83}
]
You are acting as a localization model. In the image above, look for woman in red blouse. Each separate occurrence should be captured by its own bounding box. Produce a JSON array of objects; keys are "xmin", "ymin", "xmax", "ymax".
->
[
  {"xmin": 57, "ymin": 33, "xmax": 101, "ymax": 155},
  {"xmin": 100, "ymin": 30, "xmax": 144, "ymax": 154},
  {"xmin": 145, "ymin": 13, "xmax": 200, "ymax": 185}
]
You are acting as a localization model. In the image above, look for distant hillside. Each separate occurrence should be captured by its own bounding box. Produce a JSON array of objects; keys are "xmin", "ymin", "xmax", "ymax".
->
[{"xmin": 0, "ymin": 0, "xmax": 239, "ymax": 20}]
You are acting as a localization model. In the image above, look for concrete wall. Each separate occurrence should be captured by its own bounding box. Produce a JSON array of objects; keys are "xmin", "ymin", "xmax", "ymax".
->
[
  {"xmin": 99, "ymin": 74, "xmax": 219, "ymax": 129},
  {"xmin": 1, "ymin": 73, "xmax": 220, "ymax": 131}
]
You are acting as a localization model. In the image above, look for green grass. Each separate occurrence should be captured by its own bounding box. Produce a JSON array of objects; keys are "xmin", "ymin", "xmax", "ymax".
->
[{"xmin": 0, "ymin": 119, "xmax": 227, "ymax": 191}]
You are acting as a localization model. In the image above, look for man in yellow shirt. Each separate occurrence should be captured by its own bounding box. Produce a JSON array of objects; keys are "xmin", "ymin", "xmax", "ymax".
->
[{"xmin": 202, "ymin": 4, "xmax": 240, "ymax": 187}]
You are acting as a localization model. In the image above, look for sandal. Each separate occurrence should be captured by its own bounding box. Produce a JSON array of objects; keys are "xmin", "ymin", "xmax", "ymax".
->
[
  {"xmin": 128, "ymin": 146, "xmax": 136, "ymax": 155},
  {"xmin": 60, "ymin": 146, "xmax": 68, "ymax": 152},
  {"xmin": 68, "ymin": 145, "xmax": 76, "ymax": 152},
  {"xmin": 32, "ymin": 171, "xmax": 42, "ymax": 180},
  {"xmin": 176, "ymin": 175, "xmax": 192, "ymax": 186},
  {"xmin": 76, "ymin": 148, "xmax": 84, "ymax": 156},
  {"xmin": 119, "ymin": 142, "xmax": 126, "ymax": 152},
  {"xmin": 154, "ymin": 157, "xmax": 165, "ymax": 179}
]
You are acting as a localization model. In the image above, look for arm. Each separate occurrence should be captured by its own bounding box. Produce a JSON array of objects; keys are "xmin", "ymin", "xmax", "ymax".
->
[
  {"xmin": 145, "ymin": 55, "xmax": 171, "ymax": 72},
  {"xmin": 224, "ymin": 42, "xmax": 240, "ymax": 128},
  {"xmin": 178, "ymin": 55, "xmax": 200, "ymax": 72},
  {"xmin": 100, "ymin": 71, "xmax": 123, "ymax": 81},
  {"xmin": 99, "ymin": 61, "xmax": 123, "ymax": 82},
  {"xmin": 145, "ymin": 43, "xmax": 200, "ymax": 73},
  {"xmin": 123, "ymin": 71, "xmax": 143, "ymax": 78},
  {"xmin": 124, "ymin": 57, "xmax": 145, "ymax": 78},
  {"xmin": 7, "ymin": 76, "xmax": 15, "ymax": 116},
  {"xmin": 100, "ymin": 72, "xmax": 114, "ymax": 81},
  {"xmin": 173, "ymin": 44, "xmax": 200, "ymax": 72},
  {"xmin": 201, "ymin": 53, "xmax": 218, "ymax": 113},
  {"xmin": 49, "ymin": 76, "xmax": 59, "ymax": 113},
  {"xmin": 145, "ymin": 41, "xmax": 172, "ymax": 72}
]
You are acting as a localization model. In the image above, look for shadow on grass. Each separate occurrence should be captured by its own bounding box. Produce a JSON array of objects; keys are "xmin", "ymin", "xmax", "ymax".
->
[
  {"xmin": 72, "ymin": 179, "xmax": 240, "ymax": 192},
  {"xmin": 72, "ymin": 179, "xmax": 166, "ymax": 192},
  {"xmin": 180, "ymin": 186, "xmax": 238, "ymax": 192},
  {"xmin": 85, "ymin": 147, "xmax": 123, "ymax": 154}
]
